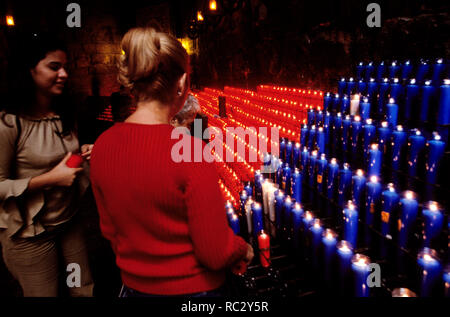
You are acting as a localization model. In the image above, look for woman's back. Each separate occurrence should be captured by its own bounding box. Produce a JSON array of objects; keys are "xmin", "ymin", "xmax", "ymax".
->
[{"xmin": 90, "ymin": 122, "xmax": 248, "ymax": 295}]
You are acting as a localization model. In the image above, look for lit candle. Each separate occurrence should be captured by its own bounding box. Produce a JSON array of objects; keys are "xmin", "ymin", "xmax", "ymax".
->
[
  {"xmin": 308, "ymin": 125, "xmax": 316, "ymax": 151},
  {"xmin": 338, "ymin": 163, "xmax": 352, "ymax": 208},
  {"xmin": 333, "ymin": 113, "xmax": 343, "ymax": 157},
  {"xmin": 316, "ymin": 154, "xmax": 327, "ymax": 194},
  {"xmin": 244, "ymin": 182, "xmax": 253, "ymax": 197},
  {"xmin": 398, "ymin": 191, "xmax": 419, "ymax": 249},
  {"xmin": 420, "ymin": 80, "xmax": 437, "ymax": 122},
  {"xmin": 280, "ymin": 138, "xmax": 286, "ymax": 161},
  {"xmin": 282, "ymin": 164, "xmax": 292, "ymax": 194},
  {"xmin": 327, "ymin": 158, "xmax": 339, "ymax": 202},
  {"xmin": 323, "ymin": 92, "xmax": 332, "ymax": 112},
  {"xmin": 351, "ymin": 254, "xmax": 371, "ymax": 297},
  {"xmin": 367, "ymin": 78, "xmax": 378, "ymax": 102},
  {"xmin": 285, "ymin": 141, "xmax": 293, "ymax": 166},
  {"xmin": 258, "ymin": 231, "xmax": 271, "ymax": 268},
  {"xmin": 416, "ymin": 59, "xmax": 429, "ymax": 83},
  {"xmin": 378, "ymin": 121, "xmax": 391, "ymax": 155},
  {"xmin": 308, "ymin": 109, "xmax": 316, "ymax": 127},
  {"xmin": 274, "ymin": 190, "xmax": 285, "ymax": 231},
  {"xmin": 431, "ymin": 58, "xmax": 445, "ymax": 87},
  {"xmin": 347, "ymin": 77, "xmax": 356, "ymax": 96},
  {"xmin": 378, "ymin": 78, "xmax": 390, "ymax": 114},
  {"xmin": 316, "ymin": 110, "xmax": 324, "ymax": 126},
  {"xmin": 317, "ymin": 127, "xmax": 326, "ymax": 155},
  {"xmin": 417, "ymin": 248, "xmax": 442, "ymax": 297},
  {"xmin": 386, "ymin": 98, "xmax": 399, "ymax": 128},
  {"xmin": 229, "ymin": 213, "xmax": 240, "ymax": 235},
  {"xmin": 352, "ymin": 169, "xmax": 366, "ymax": 209},
  {"xmin": 390, "ymin": 78, "xmax": 403, "ymax": 101},
  {"xmin": 389, "ymin": 61, "xmax": 400, "ymax": 79},
  {"xmin": 391, "ymin": 125, "xmax": 407, "ymax": 172},
  {"xmin": 251, "ymin": 202, "xmax": 264, "ymax": 238},
  {"xmin": 302, "ymin": 210, "xmax": 315, "ymax": 230},
  {"xmin": 291, "ymin": 168, "xmax": 302, "ymax": 203},
  {"xmin": 309, "ymin": 219, "xmax": 323, "ymax": 267},
  {"xmin": 276, "ymin": 159, "xmax": 284, "ymax": 188},
  {"xmin": 422, "ymin": 201, "xmax": 444, "ymax": 248},
  {"xmin": 375, "ymin": 61, "xmax": 384, "ymax": 82},
  {"xmin": 366, "ymin": 62, "xmax": 375, "ymax": 82},
  {"xmin": 267, "ymin": 184, "xmax": 277, "ymax": 237},
  {"xmin": 300, "ymin": 148, "xmax": 309, "ymax": 174},
  {"xmin": 401, "ymin": 60, "xmax": 413, "ymax": 80},
  {"xmin": 292, "ymin": 203, "xmax": 304, "ymax": 249},
  {"xmin": 337, "ymin": 240, "xmax": 354, "ymax": 294},
  {"xmin": 333, "ymin": 94, "xmax": 341, "ymax": 112},
  {"xmin": 322, "ymin": 229, "xmax": 338, "ymax": 285},
  {"xmin": 381, "ymin": 183, "xmax": 399, "ymax": 238},
  {"xmin": 357, "ymin": 79, "xmax": 367, "ymax": 95},
  {"xmin": 245, "ymin": 197, "xmax": 254, "ymax": 236},
  {"xmin": 343, "ymin": 201, "xmax": 359, "ymax": 248},
  {"xmin": 408, "ymin": 130, "xmax": 426, "ymax": 179},
  {"xmin": 350, "ymin": 94, "xmax": 361, "ymax": 116},
  {"xmin": 356, "ymin": 62, "xmax": 365, "ymax": 80},
  {"xmin": 360, "ymin": 97, "xmax": 371, "ymax": 121},
  {"xmin": 283, "ymin": 196, "xmax": 294, "ymax": 236},
  {"xmin": 301, "ymin": 124, "xmax": 309, "ymax": 148},
  {"xmin": 342, "ymin": 115, "xmax": 351, "ymax": 160},
  {"xmin": 341, "ymin": 95, "xmax": 350, "ymax": 114},
  {"xmin": 437, "ymin": 79, "xmax": 450, "ymax": 127},
  {"xmin": 262, "ymin": 179, "xmax": 272, "ymax": 217},
  {"xmin": 368, "ymin": 143, "xmax": 382, "ymax": 178},
  {"xmin": 405, "ymin": 78, "xmax": 420, "ymax": 122},
  {"xmin": 363, "ymin": 119, "xmax": 376, "ymax": 164},
  {"xmin": 365, "ymin": 176, "xmax": 382, "ymax": 227},
  {"xmin": 351, "ymin": 116, "xmax": 362, "ymax": 158},
  {"xmin": 293, "ymin": 142, "xmax": 301, "ymax": 168},
  {"xmin": 308, "ymin": 150, "xmax": 318, "ymax": 192},
  {"xmin": 338, "ymin": 78, "xmax": 346, "ymax": 96},
  {"xmin": 324, "ymin": 111, "xmax": 331, "ymax": 128},
  {"xmin": 426, "ymin": 133, "xmax": 446, "ymax": 185}
]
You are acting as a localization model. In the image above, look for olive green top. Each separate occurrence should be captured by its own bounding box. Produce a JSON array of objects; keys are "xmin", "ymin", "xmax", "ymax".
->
[{"xmin": 0, "ymin": 111, "xmax": 89, "ymax": 238}]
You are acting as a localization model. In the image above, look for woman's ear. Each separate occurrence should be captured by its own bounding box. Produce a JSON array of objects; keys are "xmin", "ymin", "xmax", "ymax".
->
[{"xmin": 177, "ymin": 73, "xmax": 188, "ymax": 97}]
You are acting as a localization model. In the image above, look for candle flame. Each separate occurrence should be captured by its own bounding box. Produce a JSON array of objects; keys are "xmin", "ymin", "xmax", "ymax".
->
[
  {"xmin": 381, "ymin": 121, "xmax": 388, "ymax": 128},
  {"xmin": 437, "ymin": 58, "xmax": 443, "ymax": 64},
  {"xmin": 232, "ymin": 214, "xmax": 238, "ymax": 220},
  {"xmin": 305, "ymin": 212, "xmax": 313, "ymax": 220},
  {"xmin": 370, "ymin": 78, "xmax": 375, "ymax": 82},
  {"xmin": 370, "ymin": 176, "xmax": 378, "ymax": 183},
  {"xmin": 415, "ymin": 130, "xmax": 421, "ymax": 136},
  {"xmin": 444, "ymin": 79, "xmax": 450, "ymax": 85},
  {"xmin": 356, "ymin": 169, "xmax": 364, "ymax": 176},
  {"xmin": 384, "ymin": 78, "xmax": 388, "ymax": 83},
  {"xmin": 388, "ymin": 183, "xmax": 395, "ymax": 191},
  {"xmin": 423, "ymin": 254, "xmax": 433, "ymax": 262},
  {"xmin": 371, "ymin": 143, "xmax": 378, "ymax": 150},
  {"xmin": 429, "ymin": 202, "xmax": 438, "ymax": 212},
  {"xmin": 434, "ymin": 134, "xmax": 441, "ymax": 141},
  {"xmin": 389, "ymin": 98, "xmax": 395, "ymax": 104},
  {"xmin": 366, "ymin": 119, "xmax": 372, "ymax": 125},
  {"xmin": 410, "ymin": 79, "xmax": 416, "ymax": 85},
  {"xmin": 425, "ymin": 80, "xmax": 431, "ymax": 86},
  {"xmin": 396, "ymin": 125, "xmax": 403, "ymax": 131},
  {"xmin": 331, "ymin": 158, "xmax": 337, "ymax": 165},
  {"xmin": 405, "ymin": 191, "xmax": 414, "ymax": 200},
  {"xmin": 355, "ymin": 115, "xmax": 361, "ymax": 122},
  {"xmin": 6, "ymin": 15, "xmax": 14, "ymax": 26}
]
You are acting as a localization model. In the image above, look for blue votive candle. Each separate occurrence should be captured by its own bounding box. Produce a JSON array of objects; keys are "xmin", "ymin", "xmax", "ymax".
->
[
  {"xmin": 291, "ymin": 168, "xmax": 302, "ymax": 203},
  {"xmin": 366, "ymin": 62, "xmax": 375, "ymax": 82},
  {"xmin": 351, "ymin": 116, "xmax": 363, "ymax": 158},
  {"xmin": 368, "ymin": 143, "xmax": 382, "ymax": 178},
  {"xmin": 291, "ymin": 202, "xmax": 304, "ymax": 249},
  {"xmin": 285, "ymin": 141, "xmax": 293, "ymax": 166},
  {"xmin": 327, "ymin": 158, "xmax": 339, "ymax": 202},
  {"xmin": 251, "ymin": 202, "xmax": 264, "ymax": 238},
  {"xmin": 408, "ymin": 130, "xmax": 426, "ymax": 178},
  {"xmin": 337, "ymin": 240, "xmax": 354, "ymax": 293},
  {"xmin": 358, "ymin": 79, "xmax": 367, "ymax": 95},
  {"xmin": 352, "ymin": 169, "xmax": 366, "ymax": 209},
  {"xmin": 378, "ymin": 121, "xmax": 391, "ymax": 155},
  {"xmin": 279, "ymin": 139, "xmax": 286, "ymax": 162},
  {"xmin": 363, "ymin": 119, "xmax": 376, "ymax": 163},
  {"xmin": 308, "ymin": 150, "xmax": 318, "ymax": 190},
  {"xmin": 420, "ymin": 80, "xmax": 437, "ymax": 122},
  {"xmin": 356, "ymin": 62, "xmax": 364, "ymax": 80},
  {"xmin": 398, "ymin": 191, "xmax": 419, "ymax": 249},
  {"xmin": 381, "ymin": 183, "xmax": 399, "ymax": 238},
  {"xmin": 309, "ymin": 219, "xmax": 323, "ymax": 266},
  {"xmin": 401, "ymin": 60, "xmax": 413, "ymax": 80},
  {"xmin": 386, "ymin": 98, "xmax": 399, "ymax": 128},
  {"xmin": 391, "ymin": 125, "xmax": 407, "ymax": 172},
  {"xmin": 437, "ymin": 79, "xmax": 450, "ymax": 126},
  {"xmin": 322, "ymin": 229, "xmax": 338, "ymax": 285},
  {"xmin": 347, "ymin": 77, "xmax": 356, "ymax": 96},
  {"xmin": 308, "ymin": 109, "xmax": 316, "ymax": 127},
  {"xmin": 302, "ymin": 210, "xmax": 315, "ymax": 232},
  {"xmin": 300, "ymin": 148, "xmax": 309, "ymax": 174},
  {"xmin": 389, "ymin": 61, "xmax": 400, "ymax": 79},
  {"xmin": 282, "ymin": 164, "xmax": 292, "ymax": 193},
  {"xmin": 300, "ymin": 124, "xmax": 309, "ymax": 148},
  {"xmin": 274, "ymin": 190, "xmax": 285, "ymax": 230},
  {"xmin": 308, "ymin": 125, "xmax": 317, "ymax": 151},
  {"xmin": 367, "ymin": 78, "xmax": 378, "ymax": 100},
  {"xmin": 316, "ymin": 110, "xmax": 324, "ymax": 127},
  {"xmin": 316, "ymin": 154, "xmax": 327, "ymax": 194},
  {"xmin": 417, "ymin": 248, "xmax": 442, "ymax": 297},
  {"xmin": 293, "ymin": 142, "xmax": 301, "ymax": 168},
  {"xmin": 378, "ymin": 78, "xmax": 390, "ymax": 114},
  {"xmin": 351, "ymin": 254, "xmax": 371, "ymax": 297},
  {"xmin": 338, "ymin": 163, "xmax": 352, "ymax": 208},
  {"xmin": 317, "ymin": 127, "xmax": 326, "ymax": 155},
  {"xmin": 283, "ymin": 196, "xmax": 294, "ymax": 235},
  {"xmin": 342, "ymin": 115, "xmax": 351, "ymax": 157},
  {"xmin": 323, "ymin": 92, "xmax": 332, "ymax": 112},
  {"xmin": 422, "ymin": 201, "xmax": 444, "ymax": 248},
  {"xmin": 375, "ymin": 61, "xmax": 385, "ymax": 83},
  {"xmin": 416, "ymin": 59, "xmax": 429, "ymax": 83},
  {"xmin": 338, "ymin": 78, "xmax": 346, "ymax": 96},
  {"xmin": 365, "ymin": 176, "xmax": 382, "ymax": 227},
  {"xmin": 426, "ymin": 133, "xmax": 446, "ymax": 185},
  {"xmin": 229, "ymin": 213, "xmax": 241, "ymax": 235},
  {"xmin": 343, "ymin": 201, "xmax": 359, "ymax": 249},
  {"xmin": 341, "ymin": 95, "xmax": 350, "ymax": 114},
  {"xmin": 431, "ymin": 58, "xmax": 445, "ymax": 86},
  {"xmin": 360, "ymin": 97, "xmax": 371, "ymax": 121},
  {"xmin": 390, "ymin": 78, "xmax": 403, "ymax": 101},
  {"xmin": 405, "ymin": 78, "xmax": 420, "ymax": 122},
  {"xmin": 333, "ymin": 94, "xmax": 341, "ymax": 112}
]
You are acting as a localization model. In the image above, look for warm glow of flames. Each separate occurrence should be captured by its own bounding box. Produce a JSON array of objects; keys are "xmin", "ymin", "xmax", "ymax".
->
[
  {"xmin": 209, "ymin": 0, "xmax": 217, "ymax": 11},
  {"xmin": 6, "ymin": 15, "xmax": 14, "ymax": 26},
  {"xmin": 197, "ymin": 11, "xmax": 204, "ymax": 21}
]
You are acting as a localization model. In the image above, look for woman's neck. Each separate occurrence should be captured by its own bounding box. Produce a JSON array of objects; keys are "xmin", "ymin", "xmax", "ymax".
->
[
  {"xmin": 31, "ymin": 91, "xmax": 54, "ymax": 117},
  {"xmin": 126, "ymin": 100, "xmax": 173, "ymax": 125}
]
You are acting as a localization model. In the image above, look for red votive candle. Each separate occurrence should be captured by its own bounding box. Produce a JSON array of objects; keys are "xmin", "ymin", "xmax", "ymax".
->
[
  {"xmin": 258, "ymin": 231, "xmax": 271, "ymax": 268},
  {"xmin": 66, "ymin": 154, "xmax": 83, "ymax": 168}
]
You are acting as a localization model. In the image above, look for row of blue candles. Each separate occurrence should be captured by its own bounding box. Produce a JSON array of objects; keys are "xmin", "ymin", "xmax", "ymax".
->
[
  {"xmin": 296, "ymin": 114, "xmax": 447, "ymax": 188},
  {"xmin": 354, "ymin": 59, "xmax": 447, "ymax": 84},
  {"xmin": 321, "ymin": 78, "xmax": 450, "ymax": 130},
  {"xmin": 232, "ymin": 171, "xmax": 448, "ymax": 296}
]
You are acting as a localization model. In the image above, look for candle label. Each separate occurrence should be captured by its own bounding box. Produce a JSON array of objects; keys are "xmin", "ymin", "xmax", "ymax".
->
[
  {"xmin": 398, "ymin": 219, "xmax": 402, "ymax": 231},
  {"xmin": 381, "ymin": 211, "xmax": 390, "ymax": 223},
  {"xmin": 370, "ymin": 203, "xmax": 375, "ymax": 214},
  {"xmin": 317, "ymin": 175, "xmax": 323, "ymax": 184}
]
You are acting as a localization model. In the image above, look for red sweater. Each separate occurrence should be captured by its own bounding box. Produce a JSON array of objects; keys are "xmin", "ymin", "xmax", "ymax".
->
[{"xmin": 90, "ymin": 122, "xmax": 247, "ymax": 295}]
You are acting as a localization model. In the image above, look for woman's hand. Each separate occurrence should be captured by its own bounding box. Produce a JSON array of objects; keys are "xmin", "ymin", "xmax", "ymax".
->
[
  {"xmin": 81, "ymin": 144, "xmax": 94, "ymax": 161},
  {"xmin": 231, "ymin": 243, "xmax": 254, "ymax": 275},
  {"xmin": 244, "ymin": 243, "xmax": 254, "ymax": 264}
]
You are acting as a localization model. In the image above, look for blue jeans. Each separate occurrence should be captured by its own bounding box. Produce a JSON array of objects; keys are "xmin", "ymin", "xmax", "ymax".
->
[{"xmin": 119, "ymin": 284, "xmax": 224, "ymax": 298}]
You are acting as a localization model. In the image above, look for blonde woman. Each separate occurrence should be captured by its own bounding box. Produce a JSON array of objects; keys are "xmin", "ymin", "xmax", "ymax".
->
[{"xmin": 90, "ymin": 27, "xmax": 253, "ymax": 297}]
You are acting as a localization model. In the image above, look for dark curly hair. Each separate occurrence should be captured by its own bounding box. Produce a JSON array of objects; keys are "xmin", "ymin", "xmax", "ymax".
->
[{"xmin": 1, "ymin": 31, "xmax": 76, "ymax": 136}]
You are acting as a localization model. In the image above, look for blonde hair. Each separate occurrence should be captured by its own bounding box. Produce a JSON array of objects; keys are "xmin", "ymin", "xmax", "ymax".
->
[{"xmin": 118, "ymin": 27, "xmax": 189, "ymax": 103}]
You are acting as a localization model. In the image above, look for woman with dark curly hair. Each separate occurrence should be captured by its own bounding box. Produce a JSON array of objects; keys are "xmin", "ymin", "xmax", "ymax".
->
[{"xmin": 0, "ymin": 32, "xmax": 94, "ymax": 297}]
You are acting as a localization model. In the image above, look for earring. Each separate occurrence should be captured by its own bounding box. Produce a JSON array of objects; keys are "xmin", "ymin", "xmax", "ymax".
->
[{"xmin": 177, "ymin": 91, "xmax": 182, "ymax": 96}]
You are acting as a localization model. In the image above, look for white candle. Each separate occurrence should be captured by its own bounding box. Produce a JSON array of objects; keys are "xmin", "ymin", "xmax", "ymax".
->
[
  {"xmin": 245, "ymin": 198, "xmax": 253, "ymax": 235},
  {"xmin": 350, "ymin": 94, "xmax": 361, "ymax": 115}
]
